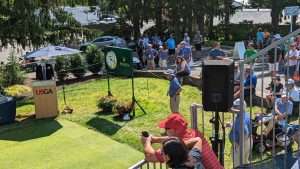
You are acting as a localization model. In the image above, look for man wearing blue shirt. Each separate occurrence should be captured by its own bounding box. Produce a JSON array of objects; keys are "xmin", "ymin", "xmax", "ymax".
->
[
  {"xmin": 208, "ymin": 42, "xmax": 226, "ymax": 60},
  {"xmin": 264, "ymin": 93, "xmax": 293, "ymax": 136},
  {"xmin": 178, "ymin": 41, "xmax": 192, "ymax": 64},
  {"xmin": 234, "ymin": 67, "xmax": 257, "ymax": 104},
  {"xmin": 166, "ymin": 70, "xmax": 182, "ymax": 113},
  {"xmin": 228, "ymin": 99, "xmax": 252, "ymax": 168},
  {"xmin": 166, "ymin": 34, "xmax": 176, "ymax": 57}
]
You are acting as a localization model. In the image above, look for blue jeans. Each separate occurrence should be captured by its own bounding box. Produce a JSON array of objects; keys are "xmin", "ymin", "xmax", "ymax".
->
[{"xmin": 286, "ymin": 65, "xmax": 296, "ymax": 78}]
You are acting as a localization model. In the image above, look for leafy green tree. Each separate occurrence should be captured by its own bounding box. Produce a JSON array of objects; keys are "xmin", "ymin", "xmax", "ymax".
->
[
  {"xmin": 0, "ymin": 51, "xmax": 25, "ymax": 87},
  {"xmin": 70, "ymin": 54, "xmax": 86, "ymax": 78},
  {"xmin": 85, "ymin": 44, "xmax": 104, "ymax": 74},
  {"xmin": 55, "ymin": 56, "xmax": 70, "ymax": 81}
]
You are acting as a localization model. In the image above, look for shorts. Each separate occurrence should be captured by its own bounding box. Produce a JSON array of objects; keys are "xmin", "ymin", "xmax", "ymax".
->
[
  {"xmin": 168, "ymin": 49, "xmax": 175, "ymax": 55},
  {"xmin": 159, "ymin": 59, "xmax": 167, "ymax": 68}
]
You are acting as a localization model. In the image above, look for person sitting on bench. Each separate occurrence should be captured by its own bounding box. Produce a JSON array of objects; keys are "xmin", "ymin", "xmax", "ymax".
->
[{"xmin": 263, "ymin": 92, "xmax": 293, "ymax": 136}]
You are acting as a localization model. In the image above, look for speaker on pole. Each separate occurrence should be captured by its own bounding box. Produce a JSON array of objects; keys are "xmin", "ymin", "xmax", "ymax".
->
[{"xmin": 202, "ymin": 60, "xmax": 234, "ymax": 112}]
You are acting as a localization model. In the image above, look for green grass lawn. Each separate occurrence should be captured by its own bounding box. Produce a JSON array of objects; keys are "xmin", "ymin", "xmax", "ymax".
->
[
  {"xmin": 0, "ymin": 119, "xmax": 143, "ymax": 169},
  {"xmin": 8, "ymin": 77, "xmax": 292, "ymax": 168}
]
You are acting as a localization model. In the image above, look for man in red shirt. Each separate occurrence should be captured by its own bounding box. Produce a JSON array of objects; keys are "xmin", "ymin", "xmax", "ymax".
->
[{"xmin": 141, "ymin": 113, "xmax": 224, "ymax": 169}]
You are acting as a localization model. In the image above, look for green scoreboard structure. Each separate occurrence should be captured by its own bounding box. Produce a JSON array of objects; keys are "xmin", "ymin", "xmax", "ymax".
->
[
  {"xmin": 103, "ymin": 46, "xmax": 146, "ymax": 118},
  {"xmin": 103, "ymin": 46, "xmax": 133, "ymax": 76}
]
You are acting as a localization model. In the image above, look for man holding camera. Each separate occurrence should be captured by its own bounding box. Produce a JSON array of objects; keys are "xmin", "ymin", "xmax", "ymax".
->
[{"xmin": 141, "ymin": 113, "xmax": 223, "ymax": 169}]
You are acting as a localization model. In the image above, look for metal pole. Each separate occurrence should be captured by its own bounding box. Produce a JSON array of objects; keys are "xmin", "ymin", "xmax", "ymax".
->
[
  {"xmin": 249, "ymin": 63, "xmax": 253, "ymax": 168},
  {"xmin": 291, "ymin": 16, "xmax": 293, "ymax": 33},
  {"xmin": 239, "ymin": 60, "xmax": 245, "ymax": 166},
  {"xmin": 131, "ymin": 74, "xmax": 135, "ymax": 117},
  {"xmin": 260, "ymin": 53, "xmax": 265, "ymax": 160},
  {"xmin": 272, "ymin": 48, "xmax": 278, "ymax": 168},
  {"xmin": 107, "ymin": 73, "xmax": 112, "ymax": 96}
]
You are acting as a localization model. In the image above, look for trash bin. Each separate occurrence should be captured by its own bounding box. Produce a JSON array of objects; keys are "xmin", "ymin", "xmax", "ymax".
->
[
  {"xmin": 0, "ymin": 96, "xmax": 16, "ymax": 125},
  {"xmin": 32, "ymin": 80, "xmax": 58, "ymax": 119}
]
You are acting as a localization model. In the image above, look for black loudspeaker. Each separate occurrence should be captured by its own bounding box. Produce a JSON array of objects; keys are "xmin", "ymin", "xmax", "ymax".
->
[{"xmin": 202, "ymin": 60, "xmax": 234, "ymax": 112}]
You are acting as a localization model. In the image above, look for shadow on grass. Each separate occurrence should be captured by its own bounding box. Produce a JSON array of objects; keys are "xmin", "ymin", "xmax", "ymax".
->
[
  {"xmin": 0, "ymin": 118, "xmax": 62, "ymax": 141},
  {"xmin": 16, "ymin": 99, "xmax": 34, "ymax": 108},
  {"xmin": 86, "ymin": 117, "xmax": 122, "ymax": 136}
]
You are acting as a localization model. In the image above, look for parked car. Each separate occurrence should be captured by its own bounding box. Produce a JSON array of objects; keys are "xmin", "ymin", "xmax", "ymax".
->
[
  {"xmin": 99, "ymin": 17, "xmax": 117, "ymax": 24},
  {"xmin": 80, "ymin": 36, "xmax": 127, "ymax": 51}
]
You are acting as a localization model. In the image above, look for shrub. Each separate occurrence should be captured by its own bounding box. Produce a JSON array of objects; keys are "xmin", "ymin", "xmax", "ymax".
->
[
  {"xmin": 85, "ymin": 44, "xmax": 104, "ymax": 74},
  {"xmin": 98, "ymin": 96, "xmax": 117, "ymax": 113},
  {"xmin": 70, "ymin": 54, "xmax": 86, "ymax": 78},
  {"xmin": 0, "ymin": 52, "xmax": 25, "ymax": 87},
  {"xmin": 55, "ymin": 56, "xmax": 70, "ymax": 81},
  {"xmin": 4, "ymin": 85, "xmax": 32, "ymax": 97},
  {"xmin": 114, "ymin": 101, "xmax": 133, "ymax": 117}
]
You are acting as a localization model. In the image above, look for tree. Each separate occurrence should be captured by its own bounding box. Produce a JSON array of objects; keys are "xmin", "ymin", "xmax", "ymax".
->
[
  {"xmin": 85, "ymin": 44, "xmax": 104, "ymax": 74},
  {"xmin": 0, "ymin": 0, "xmax": 99, "ymax": 48},
  {"xmin": 0, "ymin": 51, "xmax": 25, "ymax": 87}
]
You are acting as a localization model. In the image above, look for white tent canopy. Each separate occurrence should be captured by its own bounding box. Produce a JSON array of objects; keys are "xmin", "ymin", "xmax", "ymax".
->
[{"xmin": 24, "ymin": 45, "xmax": 81, "ymax": 60}]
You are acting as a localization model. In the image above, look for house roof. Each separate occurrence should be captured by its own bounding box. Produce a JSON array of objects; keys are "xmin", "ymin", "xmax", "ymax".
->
[{"xmin": 63, "ymin": 6, "xmax": 101, "ymax": 26}]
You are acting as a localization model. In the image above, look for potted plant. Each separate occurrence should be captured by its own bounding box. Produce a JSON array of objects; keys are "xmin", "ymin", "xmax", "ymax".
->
[{"xmin": 98, "ymin": 96, "xmax": 117, "ymax": 113}]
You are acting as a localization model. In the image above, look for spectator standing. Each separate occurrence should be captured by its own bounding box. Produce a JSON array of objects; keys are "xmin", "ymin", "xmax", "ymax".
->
[
  {"xmin": 256, "ymin": 28, "xmax": 264, "ymax": 49},
  {"xmin": 286, "ymin": 79, "xmax": 300, "ymax": 115},
  {"xmin": 244, "ymin": 42, "xmax": 257, "ymax": 61},
  {"xmin": 183, "ymin": 32, "xmax": 191, "ymax": 45},
  {"xmin": 208, "ymin": 42, "xmax": 226, "ymax": 60},
  {"xmin": 144, "ymin": 44, "xmax": 158, "ymax": 70},
  {"xmin": 193, "ymin": 30, "xmax": 203, "ymax": 51},
  {"xmin": 166, "ymin": 71, "xmax": 182, "ymax": 113},
  {"xmin": 268, "ymin": 35, "xmax": 283, "ymax": 74},
  {"xmin": 263, "ymin": 30, "xmax": 271, "ymax": 48},
  {"xmin": 285, "ymin": 43, "xmax": 299, "ymax": 78},
  {"xmin": 175, "ymin": 56, "xmax": 191, "ymax": 84},
  {"xmin": 228, "ymin": 99, "xmax": 252, "ymax": 168},
  {"xmin": 295, "ymin": 35, "xmax": 300, "ymax": 50},
  {"xmin": 143, "ymin": 34, "xmax": 150, "ymax": 49},
  {"xmin": 167, "ymin": 34, "xmax": 176, "ymax": 56},
  {"xmin": 234, "ymin": 67, "xmax": 257, "ymax": 104},
  {"xmin": 159, "ymin": 45, "xmax": 169, "ymax": 70},
  {"xmin": 178, "ymin": 41, "xmax": 193, "ymax": 65}
]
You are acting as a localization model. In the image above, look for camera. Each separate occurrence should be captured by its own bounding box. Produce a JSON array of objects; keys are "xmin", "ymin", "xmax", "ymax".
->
[{"xmin": 142, "ymin": 131, "xmax": 149, "ymax": 137}]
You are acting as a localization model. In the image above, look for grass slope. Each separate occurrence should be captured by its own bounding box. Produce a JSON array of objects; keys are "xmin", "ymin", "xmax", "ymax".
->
[
  {"xmin": 15, "ymin": 78, "xmax": 281, "ymax": 168},
  {"xmin": 0, "ymin": 119, "xmax": 143, "ymax": 169}
]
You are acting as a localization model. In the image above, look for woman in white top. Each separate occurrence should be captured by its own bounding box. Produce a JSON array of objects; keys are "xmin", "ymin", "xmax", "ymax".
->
[{"xmin": 285, "ymin": 43, "xmax": 299, "ymax": 78}]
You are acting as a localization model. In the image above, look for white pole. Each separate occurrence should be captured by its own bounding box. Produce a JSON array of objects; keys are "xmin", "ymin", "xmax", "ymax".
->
[{"xmin": 291, "ymin": 16, "xmax": 293, "ymax": 33}]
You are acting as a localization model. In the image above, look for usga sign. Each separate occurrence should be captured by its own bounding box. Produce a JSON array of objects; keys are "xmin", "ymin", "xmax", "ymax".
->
[{"xmin": 35, "ymin": 88, "xmax": 53, "ymax": 95}]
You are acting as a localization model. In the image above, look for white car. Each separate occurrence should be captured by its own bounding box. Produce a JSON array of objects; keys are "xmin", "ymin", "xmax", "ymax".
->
[{"xmin": 99, "ymin": 17, "xmax": 117, "ymax": 24}]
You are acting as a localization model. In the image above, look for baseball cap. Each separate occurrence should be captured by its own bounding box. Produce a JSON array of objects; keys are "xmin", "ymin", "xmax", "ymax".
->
[
  {"xmin": 281, "ymin": 91, "xmax": 287, "ymax": 97},
  {"xmin": 159, "ymin": 113, "xmax": 188, "ymax": 132},
  {"xmin": 288, "ymin": 79, "xmax": 295, "ymax": 85},
  {"xmin": 232, "ymin": 99, "xmax": 247, "ymax": 112}
]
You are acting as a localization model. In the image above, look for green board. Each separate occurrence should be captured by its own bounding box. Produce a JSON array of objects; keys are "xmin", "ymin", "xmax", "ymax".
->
[{"xmin": 103, "ymin": 46, "xmax": 133, "ymax": 76}]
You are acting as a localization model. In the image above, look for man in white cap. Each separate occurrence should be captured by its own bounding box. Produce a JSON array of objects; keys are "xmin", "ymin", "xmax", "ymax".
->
[
  {"xmin": 263, "ymin": 91, "xmax": 293, "ymax": 136},
  {"xmin": 228, "ymin": 99, "xmax": 252, "ymax": 168},
  {"xmin": 165, "ymin": 69, "xmax": 182, "ymax": 113}
]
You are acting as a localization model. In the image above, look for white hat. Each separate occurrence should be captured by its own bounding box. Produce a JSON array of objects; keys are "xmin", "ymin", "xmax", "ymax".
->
[
  {"xmin": 288, "ymin": 79, "xmax": 295, "ymax": 85},
  {"xmin": 281, "ymin": 91, "xmax": 287, "ymax": 97},
  {"xmin": 232, "ymin": 99, "xmax": 247, "ymax": 112},
  {"xmin": 274, "ymin": 34, "xmax": 282, "ymax": 40},
  {"xmin": 164, "ymin": 69, "xmax": 175, "ymax": 77}
]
